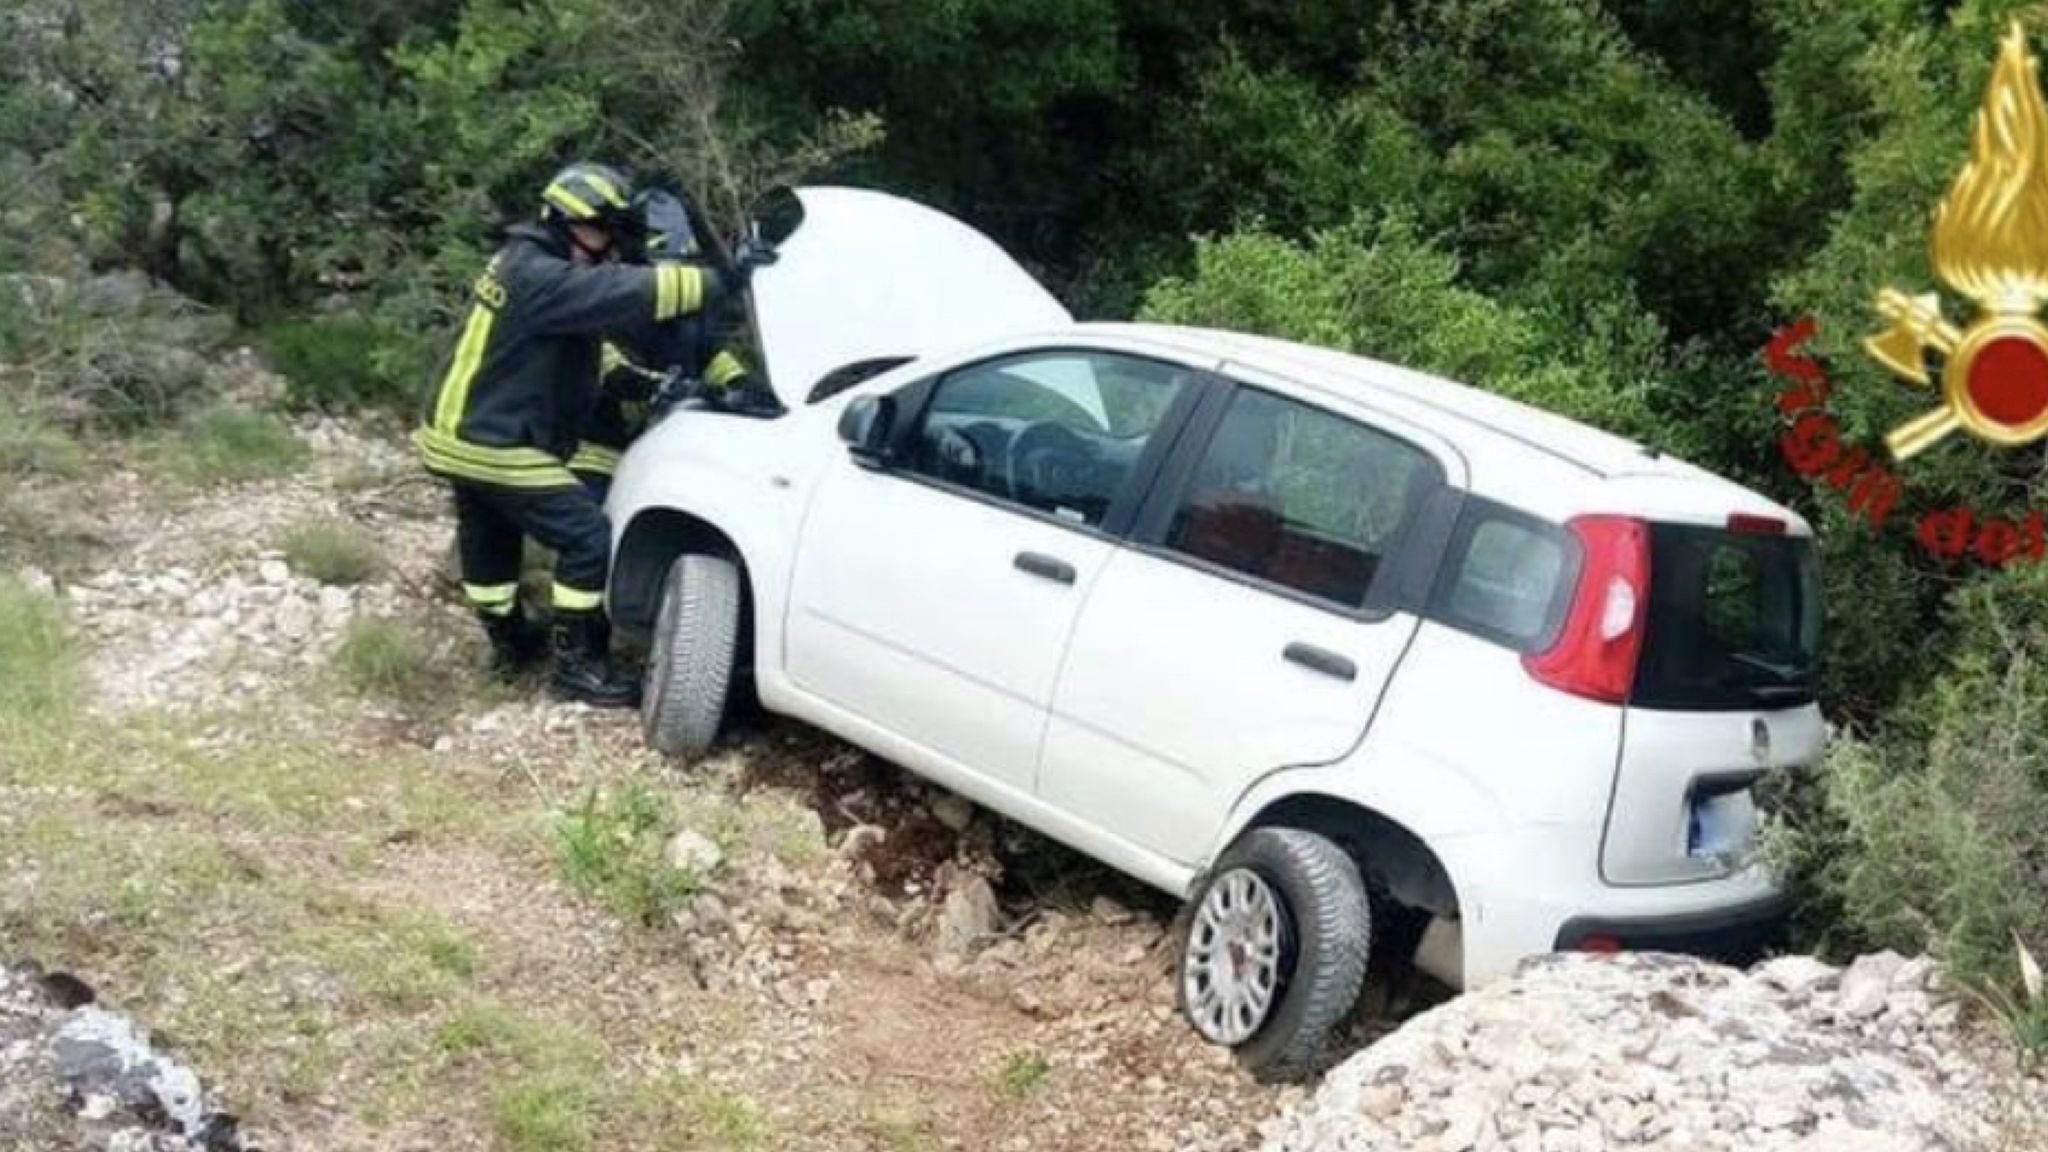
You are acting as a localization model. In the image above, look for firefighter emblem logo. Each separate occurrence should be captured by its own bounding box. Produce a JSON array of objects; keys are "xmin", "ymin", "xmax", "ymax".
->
[{"xmin": 1868, "ymin": 23, "xmax": 2048, "ymax": 460}]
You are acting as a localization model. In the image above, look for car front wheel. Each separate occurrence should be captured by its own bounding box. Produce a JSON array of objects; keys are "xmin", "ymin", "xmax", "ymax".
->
[
  {"xmin": 1178, "ymin": 827, "xmax": 1371, "ymax": 1082},
  {"xmin": 641, "ymin": 552, "xmax": 741, "ymax": 759}
]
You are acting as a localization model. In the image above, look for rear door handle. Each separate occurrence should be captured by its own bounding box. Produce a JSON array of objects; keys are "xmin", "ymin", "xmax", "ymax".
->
[
  {"xmin": 1014, "ymin": 551, "xmax": 1076, "ymax": 585},
  {"xmin": 1284, "ymin": 642, "xmax": 1357, "ymax": 682}
]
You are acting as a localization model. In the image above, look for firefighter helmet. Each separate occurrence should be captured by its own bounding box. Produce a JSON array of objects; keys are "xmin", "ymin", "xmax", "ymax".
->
[{"xmin": 539, "ymin": 162, "xmax": 637, "ymax": 231}]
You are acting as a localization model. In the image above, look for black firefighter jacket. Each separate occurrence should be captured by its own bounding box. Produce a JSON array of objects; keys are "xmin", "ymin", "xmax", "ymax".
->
[{"xmin": 414, "ymin": 222, "xmax": 714, "ymax": 491}]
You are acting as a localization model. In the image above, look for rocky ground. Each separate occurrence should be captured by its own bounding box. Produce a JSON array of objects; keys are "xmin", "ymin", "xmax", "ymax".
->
[
  {"xmin": 4, "ymin": 407, "xmax": 2046, "ymax": 1152},
  {"xmin": 1264, "ymin": 952, "xmax": 2048, "ymax": 1152},
  {"xmin": 2, "ymin": 412, "xmax": 1295, "ymax": 1150}
]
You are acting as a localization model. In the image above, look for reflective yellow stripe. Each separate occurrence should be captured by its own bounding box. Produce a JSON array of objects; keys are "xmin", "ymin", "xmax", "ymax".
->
[
  {"xmin": 568, "ymin": 444, "xmax": 623, "ymax": 476},
  {"xmin": 601, "ymin": 342, "xmax": 628, "ymax": 375},
  {"xmin": 432, "ymin": 305, "xmax": 497, "ymax": 435},
  {"xmin": 583, "ymin": 172, "xmax": 627, "ymax": 208},
  {"xmin": 464, "ymin": 583, "xmax": 519, "ymax": 613},
  {"xmin": 552, "ymin": 583, "xmax": 604, "ymax": 611},
  {"xmin": 652, "ymin": 264, "xmax": 704, "ymax": 321},
  {"xmin": 413, "ymin": 428, "xmax": 581, "ymax": 490},
  {"xmin": 654, "ymin": 265, "xmax": 676, "ymax": 320},
  {"xmin": 705, "ymin": 350, "xmax": 748, "ymax": 388},
  {"xmin": 544, "ymin": 182, "xmax": 597, "ymax": 219}
]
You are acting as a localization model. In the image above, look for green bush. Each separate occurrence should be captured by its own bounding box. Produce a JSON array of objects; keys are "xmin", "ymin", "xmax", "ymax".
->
[
  {"xmin": 333, "ymin": 617, "xmax": 438, "ymax": 701},
  {"xmin": 149, "ymin": 405, "xmax": 309, "ymax": 487},
  {"xmin": 1774, "ymin": 561, "xmax": 2048, "ymax": 1048},
  {"xmin": 1138, "ymin": 217, "xmax": 1671, "ymax": 447},
  {"xmin": 553, "ymin": 782, "xmax": 709, "ymax": 926},
  {"xmin": 282, "ymin": 517, "xmax": 383, "ymax": 587},
  {"xmin": 264, "ymin": 313, "xmax": 433, "ymax": 415}
]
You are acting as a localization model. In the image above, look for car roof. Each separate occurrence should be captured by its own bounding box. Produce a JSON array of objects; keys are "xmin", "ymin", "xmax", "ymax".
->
[{"xmin": 1077, "ymin": 322, "xmax": 1806, "ymax": 531}]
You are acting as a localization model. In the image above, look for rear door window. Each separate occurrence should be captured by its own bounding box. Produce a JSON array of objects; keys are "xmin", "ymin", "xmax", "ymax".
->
[
  {"xmin": 1161, "ymin": 388, "xmax": 1437, "ymax": 609},
  {"xmin": 1634, "ymin": 524, "xmax": 1820, "ymax": 711}
]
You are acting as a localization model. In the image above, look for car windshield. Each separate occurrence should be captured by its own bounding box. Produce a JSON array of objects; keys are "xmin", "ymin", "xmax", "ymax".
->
[{"xmin": 1633, "ymin": 523, "xmax": 1821, "ymax": 711}]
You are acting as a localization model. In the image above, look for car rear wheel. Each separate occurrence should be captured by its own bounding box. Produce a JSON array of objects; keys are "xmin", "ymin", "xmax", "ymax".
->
[
  {"xmin": 642, "ymin": 552, "xmax": 740, "ymax": 759},
  {"xmin": 1178, "ymin": 827, "xmax": 1371, "ymax": 1082}
]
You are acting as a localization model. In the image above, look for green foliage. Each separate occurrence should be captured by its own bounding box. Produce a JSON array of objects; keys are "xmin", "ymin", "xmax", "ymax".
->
[
  {"xmin": 282, "ymin": 517, "xmax": 384, "ymax": 587},
  {"xmin": 553, "ymin": 782, "xmax": 709, "ymax": 926},
  {"xmin": 333, "ymin": 617, "xmax": 438, "ymax": 700},
  {"xmin": 0, "ymin": 577, "xmax": 76, "ymax": 722},
  {"xmin": 1140, "ymin": 218, "xmax": 1674, "ymax": 447},
  {"xmin": 265, "ymin": 313, "xmax": 433, "ymax": 414},
  {"xmin": 148, "ymin": 405, "xmax": 309, "ymax": 487},
  {"xmin": 997, "ymin": 1050, "xmax": 1053, "ymax": 1099}
]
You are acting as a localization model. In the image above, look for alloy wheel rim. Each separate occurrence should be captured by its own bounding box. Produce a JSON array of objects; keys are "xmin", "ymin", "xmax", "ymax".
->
[{"xmin": 1182, "ymin": 868, "xmax": 1287, "ymax": 1046}]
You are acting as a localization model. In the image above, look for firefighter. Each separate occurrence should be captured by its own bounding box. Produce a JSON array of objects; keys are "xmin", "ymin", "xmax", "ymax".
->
[
  {"xmin": 567, "ymin": 186, "xmax": 771, "ymax": 500},
  {"xmin": 414, "ymin": 161, "xmax": 727, "ymax": 707}
]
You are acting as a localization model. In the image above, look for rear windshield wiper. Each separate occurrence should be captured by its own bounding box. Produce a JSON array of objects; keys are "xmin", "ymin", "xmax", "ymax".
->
[{"xmin": 1730, "ymin": 652, "xmax": 1810, "ymax": 683}]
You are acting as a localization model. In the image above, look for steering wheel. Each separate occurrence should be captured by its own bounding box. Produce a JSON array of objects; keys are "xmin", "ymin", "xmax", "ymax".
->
[{"xmin": 1005, "ymin": 421, "xmax": 1093, "ymax": 506}]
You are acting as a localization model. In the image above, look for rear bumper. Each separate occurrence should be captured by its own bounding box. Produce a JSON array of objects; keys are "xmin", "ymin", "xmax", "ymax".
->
[{"xmin": 1552, "ymin": 890, "xmax": 1791, "ymax": 965}]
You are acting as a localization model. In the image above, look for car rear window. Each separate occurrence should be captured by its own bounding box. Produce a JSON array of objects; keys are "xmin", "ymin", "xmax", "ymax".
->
[{"xmin": 1634, "ymin": 523, "xmax": 1820, "ymax": 711}]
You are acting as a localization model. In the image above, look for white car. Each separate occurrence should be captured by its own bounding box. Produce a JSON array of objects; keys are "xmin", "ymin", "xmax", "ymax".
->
[{"xmin": 605, "ymin": 188, "xmax": 1825, "ymax": 1079}]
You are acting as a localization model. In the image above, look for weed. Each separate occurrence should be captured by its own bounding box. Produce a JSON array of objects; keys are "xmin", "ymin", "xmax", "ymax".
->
[
  {"xmin": 491, "ymin": 1069, "xmax": 603, "ymax": 1152},
  {"xmin": 282, "ymin": 517, "xmax": 382, "ymax": 586},
  {"xmin": 0, "ymin": 576, "xmax": 77, "ymax": 721},
  {"xmin": 998, "ymin": 1049, "xmax": 1053, "ymax": 1098},
  {"xmin": 150, "ymin": 405, "xmax": 309, "ymax": 487},
  {"xmin": 0, "ymin": 403, "xmax": 86, "ymax": 478},
  {"xmin": 436, "ymin": 1002, "xmax": 545, "ymax": 1059},
  {"xmin": 629, "ymin": 1075, "xmax": 774, "ymax": 1151},
  {"xmin": 334, "ymin": 617, "xmax": 437, "ymax": 700},
  {"xmin": 554, "ymin": 782, "xmax": 707, "ymax": 926}
]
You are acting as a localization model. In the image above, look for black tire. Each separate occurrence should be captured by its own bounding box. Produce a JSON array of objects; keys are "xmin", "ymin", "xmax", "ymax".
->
[
  {"xmin": 1177, "ymin": 827, "xmax": 1371, "ymax": 1082},
  {"xmin": 641, "ymin": 552, "xmax": 741, "ymax": 759}
]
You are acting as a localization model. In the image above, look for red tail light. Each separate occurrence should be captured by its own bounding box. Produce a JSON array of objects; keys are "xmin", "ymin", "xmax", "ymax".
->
[
  {"xmin": 1575, "ymin": 934, "xmax": 1625, "ymax": 954},
  {"xmin": 1522, "ymin": 515, "xmax": 1650, "ymax": 704}
]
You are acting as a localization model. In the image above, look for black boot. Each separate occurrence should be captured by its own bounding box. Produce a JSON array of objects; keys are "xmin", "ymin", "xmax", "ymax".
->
[
  {"xmin": 480, "ymin": 610, "xmax": 547, "ymax": 678},
  {"xmin": 549, "ymin": 611, "xmax": 640, "ymax": 708}
]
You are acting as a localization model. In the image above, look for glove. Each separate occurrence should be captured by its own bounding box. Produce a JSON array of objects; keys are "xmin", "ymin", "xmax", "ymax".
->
[{"xmin": 648, "ymin": 367, "xmax": 703, "ymax": 416}]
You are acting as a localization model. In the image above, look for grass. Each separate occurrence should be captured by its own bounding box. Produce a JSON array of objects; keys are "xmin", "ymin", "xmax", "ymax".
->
[
  {"xmin": 625, "ymin": 1075, "xmax": 774, "ymax": 1151},
  {"xmin": 554, "ymin": 781, "xmax": 710, "ymax": 926},
  {"xmin": 149, "ymin": 404, "xmax": 308, "ymax": 487},
  {"xmin": 282, "ymin": 516, "xmax": 382, "ymax": 586},
  {"xmin": 0, "ymin": 403, "xmax": 87, "ymax": 478},
  {"xmin": 997, "ymin": 1049, "xmax": 1053, "ymax": 1099},
  {"xmin": 492, "ymin": 1068, "xmax": 605, "ymax": 1152},
  {"xmin": 334, "ymin": 616, "xmax": 439, "ymax": 700},
  {"xmin": 0, "ymin": 575, "xmax": 77, "ymax": 721}
]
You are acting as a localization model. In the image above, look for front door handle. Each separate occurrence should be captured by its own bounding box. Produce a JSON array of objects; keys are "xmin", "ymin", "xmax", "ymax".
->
[
  {"xmin": 1284, "ymin": 642, "xmax": 1357, "ymax": 682},
  {"xmin": 1014, "ymin": 551, "xmax": 1076, "ymax": 585}
]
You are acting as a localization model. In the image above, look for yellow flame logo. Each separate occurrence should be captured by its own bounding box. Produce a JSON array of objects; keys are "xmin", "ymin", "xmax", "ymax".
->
[{"xmin": 1868, "ymin": 23, "xmax": 2048, "ymax": 459}]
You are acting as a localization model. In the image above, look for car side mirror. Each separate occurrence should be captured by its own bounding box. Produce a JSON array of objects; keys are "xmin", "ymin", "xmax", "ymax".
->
[{"xmin": 838, "ymin": 394, "xmax": 895, "ymax": 467}]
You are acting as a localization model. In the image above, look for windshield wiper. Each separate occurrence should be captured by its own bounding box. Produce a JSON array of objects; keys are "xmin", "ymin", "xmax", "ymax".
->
[{"xmin": 1730, "ymin": 652, "xmax": 1810, "ymax": 683}]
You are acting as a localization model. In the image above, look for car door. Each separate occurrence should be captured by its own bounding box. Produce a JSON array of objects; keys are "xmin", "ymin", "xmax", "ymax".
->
[
  {"xmin": 784, "ymin": 348, "xmax": 1207, "ymax": 794},
  {"xmin": 1039, "ymin": 370, "xmax": 1458, "ymax": 865}
]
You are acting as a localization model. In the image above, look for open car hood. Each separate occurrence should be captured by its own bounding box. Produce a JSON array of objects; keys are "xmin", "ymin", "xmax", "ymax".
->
[{"xmin": 748, "ymin": 187, "xmax": 1071, "ymax": 407}]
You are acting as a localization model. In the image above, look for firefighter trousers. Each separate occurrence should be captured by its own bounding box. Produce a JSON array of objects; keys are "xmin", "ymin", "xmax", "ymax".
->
[{"xmin": 452, "ymin": 483, "xmax": 611, "ymax": 618}]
